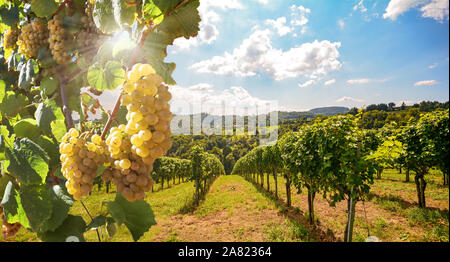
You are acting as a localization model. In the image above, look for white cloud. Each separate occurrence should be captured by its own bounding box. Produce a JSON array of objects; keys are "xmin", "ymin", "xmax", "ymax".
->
[
  {"xmin": 190, "ymin": 30, "xmax": 342, "ymax": 81},
  {"xmin": 336, "ymin": 96, "xmax": 364, "ymax": 103},
  {"xmin": 338, "ymin": 19, "xmax": 345, "ymax": 29},
  {"xmin": 298, "ymin": 80, "xmax": 316, "ymax": 88},
  {"xmin": 347, "ymin": 78, "xmax": 371, "ymax": 84},
  {"xmin": 266, "ymin": 17, "xmax": 292, "ymax": 36},
  {"xmin": 336, "ymin": 96, "xmax": 365, "ymax": 103},
  {"xmin": 414, "ymin": 80, "xmax": 438, "ymax": 86},
  {"xmin": 169, "ymin": 84, "xmax": 280, "ymax": 115},
  {"xmin": 290, "ymin": 5, "xmax": 311, "ymax": 26},
  {"xmin": 324, "ymin": 79, "xmax": 336, "ymax": 86},
  {"xmin": 428, "ymin": 63, "xmax": 438, "ymax": 69},
  {"xmin": 256, "ymin": 0, "xmax": 269, "ymax": 5},
  {"xmin": 354, "ymin": 0, "xmax": 368, "ymax": 12},
  {"xmin": 347, "ymin": 78, "xmax": 390, "ymax": 84},
  {"xmin": 383, "ymin": 0, "xmax": 448, "ymax": 22},
  {"xmin": 420, "ymin": 0, "xmax": 449, "ymax": 22},
  {"xmin": 383, "ymin": 0, "xmax": 424, "ymax": 20}
]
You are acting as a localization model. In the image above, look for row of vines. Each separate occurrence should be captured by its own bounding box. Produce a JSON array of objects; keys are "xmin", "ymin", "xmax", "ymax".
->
[
  {"xmin": 1, "ymin": 0, "xmax": 202, "ymax": 242},
  {"xmin": 232, "ymin": 109, "xmax": 449, "ymax": 242}
]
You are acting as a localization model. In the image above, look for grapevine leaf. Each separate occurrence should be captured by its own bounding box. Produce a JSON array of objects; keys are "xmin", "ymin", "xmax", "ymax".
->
[
  {"xmin": 0, "ymin": 91, "xmax": 28, "ymax": 118},
  {"xmin": 87, "ymin": 63, "xmax": 106, "ymax": 91},
  {"xmin": 40, "ymin": 76, "xmax": 59, "ymax": 97},
  {"xmin": 106, "ymin": 192, "xmax": 156, "ymax": 241},
  {"xmin": 146, "ymin": 58, "xmax": 176, "ymax": 85},
  {"xmin": 104, "ymin": 61, "xmax": 125, "ymax": 89},
  {"xmin": 20, "ymin": 184, "xmax": 53, "ymax": 231},
  {"xmin": 0, "ymin": 6, "xmax": 20, "ymax": 26},
  {"xmin": 38, "ymin": 215, "xmax": 86, "ymax": 242},
  {"xmin": 35, "ymin": 103, "xmax": 56, "ymax": 136},
  {"xmin": 158, "ymin": 0, "xmax": 200, "ymax": 40},
  {"xmin": 142, "ymin": 30, "xmax": 172, "ymax": 61},
  {"xmin": 93, "ymin": 0, "xmax": 121, "ymax": 34},
  {"xmin": 112, "ymin": 0, "xmax": 136, "ymax": 29},
  {"xmin": 5, "ymin": 138, "xmax": 49, "ymax": 185},
  {"xmin": 106, "ymin": 219, "xmax": 117, "ymax": 237},
  {"xmin": 88, "ymin": 61, "xmax": 125, "ymax": 91},
  {"xmin": 13, "ymin": 118, "xmax": 41, "ymax": 141},
  {"xmin": 36, "ymin": 135, "xmax": 60, "ymax": 167},
  {"xmin": 1, "ymin": 181, "xmax": 31, "ymax": 228},
  {"xmin": 40, "ymin": 185, "xmax": 74, "ymax": 232},
  {"xmin": 86, "ymin": 215, "xmax": 108, "ymax": 230},
  {"xmin": 30, "ymin": 0, "xmax": 58, "ymax": 18},
  {"xmin": 18, "ymin": 59, "xmax": 35, "ymax": 90}
]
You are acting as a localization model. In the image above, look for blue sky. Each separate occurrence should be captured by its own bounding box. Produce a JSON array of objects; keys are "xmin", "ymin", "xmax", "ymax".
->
[{"xmin": 164, "ymin": 0, "xmax": 449, "ymax": 113}]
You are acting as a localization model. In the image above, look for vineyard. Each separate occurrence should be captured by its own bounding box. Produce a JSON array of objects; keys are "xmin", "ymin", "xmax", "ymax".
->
[{"xmin": 0, "ymin": 0, "xmax": 449, "ymax": 244}]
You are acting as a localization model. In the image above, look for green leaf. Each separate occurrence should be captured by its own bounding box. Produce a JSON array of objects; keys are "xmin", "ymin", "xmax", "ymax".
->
[
  {"xmin": 18, "ymin": 59, "xmax": 35, "ymax": 90},
  {"xmin": 106, "ymin": 192, "xmax": 156, "ymax": 241},
  {"xmin": 86, "ymin": 215, "xmax": 109, "ymax": 231},
  {"xmin": 0, "ymin": 91, "xmax": 29, "ymax": 118},
  {"xmin": 106, "ymin": 219, "xmax": 117, "ymax": 237},
  {"xmin": 31, "ymin": 0, "xmax": 58, "ymax": 18},
  {"xmin": 6, "ymin": 138, "xmax": 49, "ymax": 185},
  {"xmin": 0, "ymin": 181, "xmax": 31, "ymax": 228},
  {"xmin": 38, "ymin": 215, "xmax": 86, "ymax": 242},
  {"xmin": 93, "ymin": 0, "xmax": 121, "ymax": 34},
  {"xmin": 0, "ymin": 6, "xmax": 20, "ymax": 26},
  {"xmin": 37, "ymin": 47, "xmax": 57, "ymax": 69},
  {"xmin": 112, "ymin": 0, "xmax": 136, "ymax": 29},
  {"xmin": 40, "ymin": 185, "xmax": 74, "ymax": 232},
  {"xmin": 88, "ymin": 61, "xmax": 125, "ymax": 91},
  {"xmin": 47, "ymin": 100, "xmax": 67, "ymax": 142},
  {"xmin": 158, "ymin": 0, "xmax": 200, "ymax": 40},
  {"xmin": 40, "ymin": 76, "xmax": 59, "ymax": 97},
  {"xmin": 36, "ymin": 135, "xmax": 60, "ymax": 167},
  {"xmin": 104, "ymin": 61, "xmax": 125, "ymax": 88},
  {"xmin": 35, "ymin": 103, "xmax": 56, "ymax": 136},
  {"xmin": 13, "ymin": 118, "xmax": 41, "ymax": 140},
  {"xmin": 20, "ymin": 184, "xmax": 53, "ymax": 231},
  {"xmin": 147, "ymin": 58, "xmax": 176, "ymax": 85}
]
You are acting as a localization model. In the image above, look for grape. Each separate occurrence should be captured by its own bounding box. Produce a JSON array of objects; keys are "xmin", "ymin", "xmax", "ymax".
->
[
  {"xmin": 48, "ymin": 16, "xmax": 71, "ymax": 64},
  {"xmin": 59, "ymin": 130, "xmax": 107, "ymax": 200},
  {"xmin": 3, "ymin": 26, "xmax": 19, "ymax": 50},
  {"xmin": 102, "ymin": 64, "xmax": 173, "ymax": 202},
  {"xmin": 17, "ymin": 19, "xmax": 49, "ymax": 59}
]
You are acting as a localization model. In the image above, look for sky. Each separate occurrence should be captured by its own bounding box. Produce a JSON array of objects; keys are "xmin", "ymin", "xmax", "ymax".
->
[
  {"xmin": 157, "ymin": 0, "xmax": 449, "ymax": 114},
  {"xmin": 97, "ymin": 0, "xmax": 448, "ymax": 116}
]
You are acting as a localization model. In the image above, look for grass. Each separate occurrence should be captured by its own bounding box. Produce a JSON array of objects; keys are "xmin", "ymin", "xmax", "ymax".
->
[{"xmin": 2, "ymin": 168, "xmax": 448, "ymax": 242}]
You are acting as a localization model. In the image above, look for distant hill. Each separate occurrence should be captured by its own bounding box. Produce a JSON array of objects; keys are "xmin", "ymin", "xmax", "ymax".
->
[{"xmin": 309, "ymin": 106, "xmax": 349, "ymax": 116}]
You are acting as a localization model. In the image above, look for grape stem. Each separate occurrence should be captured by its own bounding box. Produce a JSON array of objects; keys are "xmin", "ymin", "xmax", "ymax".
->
[
  {"xmin": 51, "ymin": 0, "xmax": 72, "ymax": 17},
  {"xmin": 57, "ymin": 72, "xmax": 74, "ymax": 129},
  {"xmin": 80, "ymin": 200, "xmax": 102, "ymax": 242}
]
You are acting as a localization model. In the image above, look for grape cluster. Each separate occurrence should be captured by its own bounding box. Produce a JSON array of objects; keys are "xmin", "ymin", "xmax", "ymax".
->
[
  {"xmin": 121, "ymin": 63, "xmax": 173, "ymax": 159},
  {"xmin": 59, "ymin": 128, "xmax": 108, "ymax": 200},
  {"xmin": 1, "ymin": 205, "xmax": 21, "ymax": 239},
  {"xmin": 3, "ymin": 26, "xmax": 19, "ymax": 50},
  {"xmin": 105, "ymin": 126, "xmax": 155, "ymax": 202},
  {"xmin": 104, "ymin": 64, "xmax": 173, "ymax": 201},
  {"xmin": 17, "ymin": 19, "xmax": 49, "ymax": 59},
  {"xmin": 48, "ymin": 16, "xmax": 71, "ymax": 64}
]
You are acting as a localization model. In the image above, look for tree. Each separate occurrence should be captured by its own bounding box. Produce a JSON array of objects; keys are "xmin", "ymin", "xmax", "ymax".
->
[
  {"xmin": 402, "ymin": 110, "xmax": 449, "ymax": 208},
  {"xmin": 320, "ymin": 115, "xmax": 376, "ymax": 242}
]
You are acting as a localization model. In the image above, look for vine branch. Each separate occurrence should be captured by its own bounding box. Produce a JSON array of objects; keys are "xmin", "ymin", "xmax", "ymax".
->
[{"xmin": 57, "ymin": 72, "xmax": 74, "ymax": 129}]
